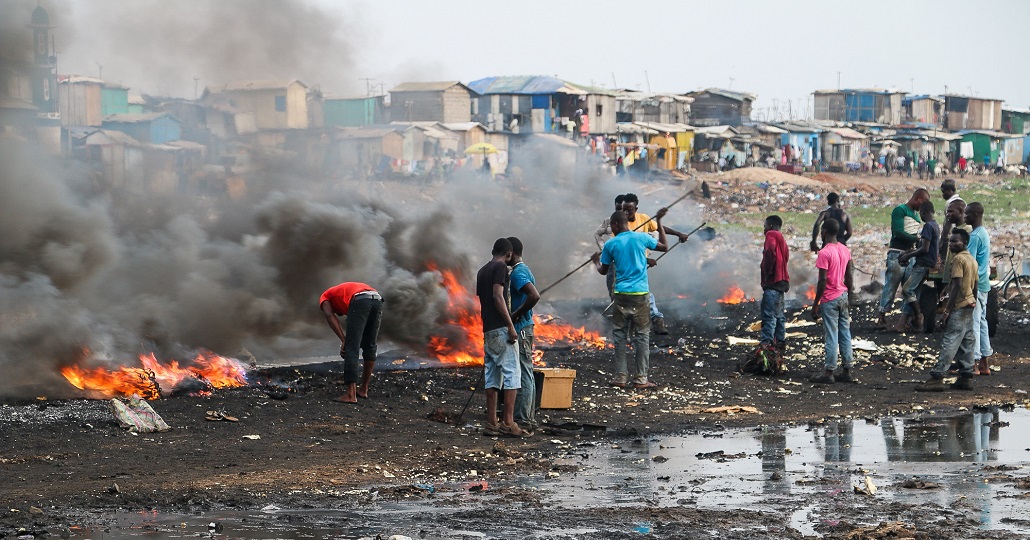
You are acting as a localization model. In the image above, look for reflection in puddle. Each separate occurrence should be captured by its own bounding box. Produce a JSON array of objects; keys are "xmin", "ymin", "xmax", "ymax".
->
[
  {"xmin": 73, "ymin": 408, "xmax": 1030, "ymax": 538},
  {"xmin": 548, "ymin": 407, "xmax": 1030, "ymax": 533}
]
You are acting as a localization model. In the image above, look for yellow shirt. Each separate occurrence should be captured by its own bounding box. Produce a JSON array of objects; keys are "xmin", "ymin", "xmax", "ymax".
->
[
  {"xmin": 627, "ymin": 212, "xmax": 658, "ymax": 233},
  {"xmin": 950, "ymin": 251, "xmax": 977, "ymax": 310}
]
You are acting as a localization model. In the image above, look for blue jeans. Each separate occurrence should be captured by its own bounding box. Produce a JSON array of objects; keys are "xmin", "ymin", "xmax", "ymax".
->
[
  {"xmin": 513, "ymin": 326, "xmax": 536, "ymax": 425},
  {"xmin": 648, "ymin": 293, "xmax": 663, "ymax": 320},
  {"xmin": 878, "ymin": 251, "xmax": 909, "ymax": 314},
  {"xmin": 483, "ymin": 327, "xmax": 520, "ymax": 390},
  {"xmin": 971, "ymin": 289, "xmax": 993, "ymax": 360},
  {"xmin": 931, "ymin": 306, "xmax": 975, "ymax": 377},
  {"xmin": 900, "ymin": 264, "xmax": 930, "ymax": 315},
  {"xmin": 612, "ymin": 293, "xmax": 651, "ymax": 384},
  {"xmin": 820, "ymin": 294, "xmax": 853, "ymax": 371},
  {"xmin": 759, "ymin": 289, "xmax": 786, "ymax": 345}
]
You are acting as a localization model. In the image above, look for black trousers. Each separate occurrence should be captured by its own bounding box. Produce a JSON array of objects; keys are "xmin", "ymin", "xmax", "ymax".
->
[{"xmin": 342, "ymin": 297, "xmax": 383, "ymax": 384}]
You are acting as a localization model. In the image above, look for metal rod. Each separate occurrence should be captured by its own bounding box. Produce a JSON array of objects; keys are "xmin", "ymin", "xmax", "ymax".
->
[
  {"xmin": 537, "ymin": 189, "xmax": 694, "ymax": 296},
  {"xmin": 454, "ymin": 373, "xmax": 483, "ymax": 427},
  {"xmin": 653, "ymin": 221, "xmax": 707, "ymax": 262}
]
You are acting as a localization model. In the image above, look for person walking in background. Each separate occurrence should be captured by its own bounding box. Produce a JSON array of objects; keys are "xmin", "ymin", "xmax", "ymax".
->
[
  {"xmin": 591, "ymin": 208, "xmax": 669, "ymax": 389},
  {"xmin": 810, "ymin": 219, "xmax": 855, "ymax": 384},
  {"xmin": 898, "ymin": 201, "xmax": 940, "ymax": 332},
  {"xmin": 476, "ymin": 238, "xmax": 526, "ymax": 437},
  {"xmin": 320, "ymin": 282, "xmax": 384, "ymax": 403},
  {"xmin": 810, "ymin": 192, "xmax": 852, "ymax": 252},
  {"xmin": 506, "ymin": 236, "xmax": 541, "ymax": 432},
  {"xmin": 958, "ymin": 156, "xmax": 968, "ymax": 178},
  {"xmin": 760, "ymin": 215, "xmax": 790, "ymax": 350},
  {"xmin": 877, "ymin": 189, "xmax": 929, "ymax": 328},
  {"xmin": 964, "ymin": 202, "xmax": 994, "ymax": 375},
  {"xmin": 915, "ymin": 229, "xmax": 978, "ymax": 392}
]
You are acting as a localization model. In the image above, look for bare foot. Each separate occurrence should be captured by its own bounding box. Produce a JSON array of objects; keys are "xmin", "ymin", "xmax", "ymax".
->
[
  {"xmin": 356, "ymin": 386, "xmax": 369, "ymax": 399},
  {"xmin": 334, "ymin": 395, "xmax": 358, "ymax": 403}
]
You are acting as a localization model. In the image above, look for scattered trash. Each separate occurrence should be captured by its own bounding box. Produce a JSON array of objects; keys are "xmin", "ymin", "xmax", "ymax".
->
[
  {"xmin": 727, "ymin": 336, "xmax": 759, "ymax": 346},
  {"xmin": 260, "ymin": 504, "xmax": 281, "ymax": 513},
  {"xmin": 651, "ymin": 455, "xmax": 668, "ymax": 463},
  {"xmin": 842, "ymin": 522, "xmax": 918, "ymax": 538},
  {"xmin": 900, "ymin": 479, "xmax": 940, "ymax": 490},
  {"xmin": 700, "ymin": 405, "xmax": 761, "ymax": 415},
  {"xmin": 242, "ymin": 434, "xmax": 261, "ymax": 440},
  {"xmin": 411, "ymin": 483, "xmax": 435, "ymax": 493},
  {"xmin": 464, "ymin": 480, "xmax": 488, "ymax": 493},
  {"xmin": 110, "ymin": 394, "xmax": 170, "ymax": 433},
  {"xmin": 854, "ymin": 475, "xmax": 877, "ymax": 496},
  {"xmin": 207, "ymin": 522, "xmax": 224, "ymax": 533},
  {"xmin": 107, "ymin": 483, "xmax": 120, "ymax": 494},
  {"xmin": 388, "ymin": 536, "xmax": 414, "ymax": 540},
  {"xmin": 851, "ymin": 338, "xmax": 878, "ymax": 352},
  {"xmin": 205, "ymin": 410, "xmax": 238, "ymax": 422},
  {"xmin": 632, "ymin": 522, "xmax": 652, "ymax": 534}
]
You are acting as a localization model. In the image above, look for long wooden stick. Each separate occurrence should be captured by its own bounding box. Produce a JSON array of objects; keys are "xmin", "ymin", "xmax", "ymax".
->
[
  {"xmin": 653, "ymin": 221, "xmax": 707, "ymax": 262},
  {"xmin": 537, "ymin": 190, "xmax": 694, "ymax": 296}
]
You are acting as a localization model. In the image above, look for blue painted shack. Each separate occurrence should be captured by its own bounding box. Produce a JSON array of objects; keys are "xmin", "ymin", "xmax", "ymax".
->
[
  {"xmin": 813, "ymin": 89, "xmax": 905, "ymax": 125},
  {"xmin": 774, "ymin": 122, "xmax": 822, "ymax": 166},
  {"xmin": 102, "ymin": 112, "xmax": 182, "ymax": 145},
  {"xmin": 101, "ymin": 83, "xmax": 129, "ymax": 116},
  {"xmin": 467, "ymin": 75, "xmax": 616, "ymax": 136},
  {"xmin": 324, "ymin": 95, "xmax": 386, "ymax": 127}
]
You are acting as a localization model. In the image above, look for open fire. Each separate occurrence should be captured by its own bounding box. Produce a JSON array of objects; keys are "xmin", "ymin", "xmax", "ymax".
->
[
  {"xmin": 61, "ymin": 350, "xmax": 249, "ymax": 400},
  {"xmin": 426, "ymin": 264, "xmax": 606, "ymax": 366},
  {"xmin": 716, "ymin": 285, "xmax": 754, "ymax": 304}
]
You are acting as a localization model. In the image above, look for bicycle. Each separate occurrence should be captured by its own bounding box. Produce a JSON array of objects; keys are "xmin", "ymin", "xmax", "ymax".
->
[{"xmin": 993, "ymin": 247, "xmax": 1030, "ymax": 306}]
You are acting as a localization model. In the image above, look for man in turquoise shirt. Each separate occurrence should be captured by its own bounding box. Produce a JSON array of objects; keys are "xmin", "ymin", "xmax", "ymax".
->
[{"xmin": 591, "ymin": 208, "xmax": 668, "ymax": 388}]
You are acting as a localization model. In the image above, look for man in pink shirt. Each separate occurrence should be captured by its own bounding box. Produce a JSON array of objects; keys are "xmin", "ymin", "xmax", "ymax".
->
[{"xmin": 810, "ymin": 219, "xmax": 855, "ymax": 384}]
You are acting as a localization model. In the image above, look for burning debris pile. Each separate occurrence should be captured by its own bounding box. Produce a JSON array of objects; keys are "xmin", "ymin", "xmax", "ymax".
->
[{"xmin": 60, "ymin": 351, "xmax": 249, "ymax": 400}]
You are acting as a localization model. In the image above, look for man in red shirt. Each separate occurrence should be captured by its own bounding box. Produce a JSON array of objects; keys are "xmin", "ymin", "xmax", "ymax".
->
[
  {"xmin": 759, "ymin": 215, "xmax": 790, "ymax": 349},
  {"xmin": 319, "ymin": 282, "xmax": 384, "ymax": 403}
]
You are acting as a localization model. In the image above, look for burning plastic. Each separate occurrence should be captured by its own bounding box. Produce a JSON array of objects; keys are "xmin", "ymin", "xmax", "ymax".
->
[{"xmin": 61, "ymin": 350, "xmax": 249, "ymax": 400}]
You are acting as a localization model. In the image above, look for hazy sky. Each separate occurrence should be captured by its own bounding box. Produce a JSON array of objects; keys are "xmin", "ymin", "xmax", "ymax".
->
[{"xmin": 23, "ymin": 0, "xmax": 1030, "ymax": 115}]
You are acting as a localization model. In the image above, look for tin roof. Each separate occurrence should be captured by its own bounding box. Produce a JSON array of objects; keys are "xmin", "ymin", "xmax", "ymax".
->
[
  {"xmin": 60, "ymin": 75, "xmax": 104, "ymax": 85},
  {"xmin": 827, "ymin": 127, "xmax": 868, "ymax": 139},
  {"xmin": 335, "ymin": 127, "xmax": 401, "ymax": 139},
  {"xmin": 633, "ymin": 122, "xmax": 695, "ymax": 133},
  {"xmin": 441, "ymin": 122, "xmax": 487, "ymax": 132},
  {"xmin": 467, "ymin": 75, "xmax": 599, "ymax": 96},
  {"xmin": 616, "ymin": 123, "xmax": 659, "ymax": 135},
  {"xmin": 686, "ymin": 88, "xmax": 756, "ymax": 102},
  {"xmin": 814, "ymin": 88, "xmax": 906, "ymax": 95},
  {"xmin": 103, "ymin": 112, "xmax": 176, "ymax": 124},
  {"xmin": 390, "ymin": 81, "xmax": 468, "ymax": 93},
  {"xmin": 84, "ymin": 129, "xmax": 144, "ymax": 147},
  {"xmin": 694, "ymin": 125, "xmax": 740, "ymax": 138},
  {"xmin": 211, "ymin": 80, "xmax": 306, "ymax": 92}
]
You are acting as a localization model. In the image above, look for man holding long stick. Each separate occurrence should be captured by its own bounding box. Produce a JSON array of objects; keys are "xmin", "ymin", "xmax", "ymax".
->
[
  {"xmin": 622, "ymin": 193, "xmax": 690, "ymax": 335},
  {"xmin": 591, "ymin": 208, "xmax": 669, "ymax": 389}
]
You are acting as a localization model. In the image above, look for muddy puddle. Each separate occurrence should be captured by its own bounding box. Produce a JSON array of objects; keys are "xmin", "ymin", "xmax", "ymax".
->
[{"xmin": 72, "ymin": 407, "xmax": 1030, "ymax": 539}]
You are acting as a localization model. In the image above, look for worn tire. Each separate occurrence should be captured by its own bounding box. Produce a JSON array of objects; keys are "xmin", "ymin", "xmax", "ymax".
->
[
  {"xmin": 987, "ymin": 288, "xmax": 999, "ymax": 338},
  {"xmin": 917, "ymin": 285, "xmax": 939, "ymax": 333}
]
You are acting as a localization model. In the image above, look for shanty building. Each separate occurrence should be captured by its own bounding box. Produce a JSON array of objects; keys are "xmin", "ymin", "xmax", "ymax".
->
[
  {"xmin": 614, "ymin": 91, "xmax": 693, "ymax": 125},
  {"xmin": 1001, "ymin": 108, "xmax": 1030, "ymax": 135},
  {"xmin": 101, "ymin": 83, "xmax": 129, "ymax": 116},
  {"xmin": 332, "ymin": 127, "xmax": 405, "ymax": 178},
  {"xmin": 467, "ymin": 75, "xmax": 617, "ymax": 136},
  {"xmin": 813, "ymin": 89, "xmax": 906, "ymax": 126},
  {"xmin": 324, "ymin": 95, "xmax": 387, "ymax": 127},
  {"xmin": 819, "ymin": 127, "xmax": 867, "ymax": 172},
  {"xmin": 632, "ymin": 122, "xmax": 695, "ymax": 169},
  {"xmin": 943, "ymin": 95, "xmax": 1003, "ymax": 131},
  {"xmin": 889, "ymin": 128, "xmax": 961, "ymax": 165},
  {"xmin": 102, "ymin": 112, "xmax": 182, "ymax": 145},
  {"xmin": 202, "ymin": 80, "xmax": 309, "ymax": 131},
  {"xmin": 59, "ymin": 76, "xmax": 104, "ymax": 127},
  {"xmin": 389, "ymin": 81, "xmax": 473, "ymax": 123},
  {"xmin": 902, "ymin": 95, "xmax": 944, "ymax": 127},
  {"xmin": 775, "ymin": 122, "xmax": 823, "ymax": 167},
  {"xmin": 955, "ymin": 130, "xmax": 1013, "ymax": 166},
  {"xmin": 440, "ymin": 122, "xmax": 488, "ymax": 153},
  {"xmin": 684, "ymin": 88, "xmax": 756, "ymax": 127}
]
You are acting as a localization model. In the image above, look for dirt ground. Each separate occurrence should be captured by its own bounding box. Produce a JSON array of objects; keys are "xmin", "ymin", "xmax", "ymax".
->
[{"xmin": 2, "ymin": 170, "xmax": 1029, "ymax": 539}]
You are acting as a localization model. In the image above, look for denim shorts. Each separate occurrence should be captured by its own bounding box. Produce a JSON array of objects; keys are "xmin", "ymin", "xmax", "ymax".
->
[{"xmin": 483, "ymin": 327, "xmax": 520, "ymax": 390}]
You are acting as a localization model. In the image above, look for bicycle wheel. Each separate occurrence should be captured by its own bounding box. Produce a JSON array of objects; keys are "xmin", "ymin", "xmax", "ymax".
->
[{"xmin": 1001, "ymin": 275, "xmax": 1030, "ymax": 305}]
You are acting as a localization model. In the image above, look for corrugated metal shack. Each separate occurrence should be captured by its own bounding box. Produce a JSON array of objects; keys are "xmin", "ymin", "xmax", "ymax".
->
[
  {"xmin": 820, "ymin": 126, "xmax": 867, "ymax": 171},
  {"xmin": 467, "ymin": 75, "xmax": 616, "ymax": 136},
  {"xmin": 813, "ymin": 88, "xmax": 906, "ymax": 125},
  {"xmin": 102, "ymin": 112, "xmax": 182, "ymax": 145},
  {"xmin": 943, "ymin": 95, "xmax": 1003, "ymax": 131},
  {"xmin": 202, "ymin": 80, "xmax": 309, "ymax": 131},
  {"xmin": 902, "ymin": 95, "xmax": 943, "ymax": 127},
  {"xmin": 324, "ymin": 95, "xmax": 387, "ymax": 127},
  {"xmin": 685, "ymin": 88, "xmax": 756, "ymax": 127},
  {"xmin": 389, "ymin": 81, "xmax": 472, "ymax": 124},
  {"xmin": 614, "ymin": 91, "xmax": 693, "ymax": 125}
]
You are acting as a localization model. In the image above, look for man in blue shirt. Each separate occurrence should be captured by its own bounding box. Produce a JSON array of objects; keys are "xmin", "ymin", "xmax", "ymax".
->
[
  {"xmin": 964, "ymin": 202, "xmax": 993, "ymax": 375},
  {"xmin": 591, "ymin": 208, "xmax": 668, "ymax": 389},
  {"xmin": 506, "ymin": 236, "xmax": 540, "ymax": 430}
]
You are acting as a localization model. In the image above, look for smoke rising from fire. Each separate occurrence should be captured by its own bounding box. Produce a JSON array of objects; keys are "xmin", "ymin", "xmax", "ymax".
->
[{"xmin": 45, "ymin": 0, "xmax": 361, "ymax": 97}]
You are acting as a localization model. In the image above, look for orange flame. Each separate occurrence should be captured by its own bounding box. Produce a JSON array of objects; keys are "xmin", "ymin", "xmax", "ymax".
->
[
  {"xmin": 425, "ymin": 263, "xmax": 607, "ymax": 366},
  {"xmin": 803, "ymin": 285, "xmax": 817, "ymax": 301},
  {"xmin": 61, "ymin": 350, "xmax": 248, "ymax": 400},
  {"xmin": 716, "ymin": 285, "xmax": 753, "ymax": 304}
]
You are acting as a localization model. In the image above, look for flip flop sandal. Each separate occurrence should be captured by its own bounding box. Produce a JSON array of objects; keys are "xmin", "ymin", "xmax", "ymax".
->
[
  {"xmin": 482, "ymin": 423, "xmax": 501, "ymax": 437},
  {"xmin": 499, "ymin": 423, "xmax": 530, "ymax": 438}
]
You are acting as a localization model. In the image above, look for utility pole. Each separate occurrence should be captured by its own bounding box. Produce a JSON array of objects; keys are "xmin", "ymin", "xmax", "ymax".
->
[
  {"xmin": 359, "ymin": 77, "xmax": 376, "ymax": 97},
  {"xmin": 193, "ymin": 77, "xmax": 199, "ymax": 99},
  {"xmin": 728, "ymin": 77, "xmax": 735, "ymax": 90},
  {"xmin": 644, "ymin": 70, "xmax": 651, "ymax": 93}
]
